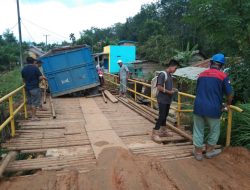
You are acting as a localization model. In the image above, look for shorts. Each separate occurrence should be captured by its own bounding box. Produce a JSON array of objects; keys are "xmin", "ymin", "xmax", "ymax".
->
[{"xmin": 26, "ymin": 88, "xmax": 41, "ymax": 107}]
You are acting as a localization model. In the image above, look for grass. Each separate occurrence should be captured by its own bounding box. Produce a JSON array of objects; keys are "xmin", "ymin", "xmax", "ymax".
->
[
  {"xmin": 230, "ymin": 104, "xmax": 250, "ymax": 149},
  {"xmin": 0, "ymin": 67, "xmax": 23, "ymax": 97},
  {"xmin": 207, "ymin": 104, "xmax": 250, "ymax": 149},
  {"xmin": 0, "ymin": 68, "xmax": 23, "ymax": 154}
]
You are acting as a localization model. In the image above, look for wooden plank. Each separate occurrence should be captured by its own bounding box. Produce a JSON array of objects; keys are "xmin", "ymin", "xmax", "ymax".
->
[
  {"xmin": 79, "ymin": 98, "xmax": 102, "ymax": 114},
  {"xmin": 49, "ymin": 96, "xmax": 56, "ymax": 119},
  {"xmin": 104, "ymin": 90, "xmax": 118, "ymax": 103},
  {"xmin": 4, "ymin": 141, "xmax": 90, "ymax": 150},
  {"xmin": 20, "ymin": 145, "xmax": 92, "ymax": 154},
  {"xmin": 0, "ymin": 151, "xmax": 17, "ymax": 177},
  {"xmin": 6, "ymin": 158, "xmax": 96, "ymax": 172},
  {"xmin": 20, "ymin": 126, "xmax": 65, "ymax": 130},
  {"xmin": 80, "ymin": 98, "xmax": 112, "ymax": 131},
  {"xmin": 84, "ymin": 114, "xmax": 112, "ymax": 132},
  {"xmin": 118, "ymin": 97, "xmax": 192, "ymax": 142},
  {"xmin": 88, "ymin": 129, "xmax": 127, "ymax": 158},
  {"xmin": 101, "ymin": 91, "xmax": 107, "ymax": 103},
  {"xmin": 166, "ymin": 122, "xmax": 193, "ymax": 142}
]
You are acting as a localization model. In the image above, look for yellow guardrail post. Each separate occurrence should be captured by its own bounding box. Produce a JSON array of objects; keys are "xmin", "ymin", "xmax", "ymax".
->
[
  {"xmin": 22, "ymin": 87, "xmax": 28, "ymax": 119},
  {"xmin": 0, "ymin": 85, "xmax": 27, "ymax": 137},
  {"xmin": 226, "ymin": 105, "xmax": 243, "ymax": 147},
  {"xmin": 226, "ymin": 108, "xmax": 233, "ymax": 147},
  {"xmin": 177, "ymin": 92, "xmax": 181, "ymax": 127},
  {"xmin": 134, "ymin": 81, "xmax": 137, "ymax": 101},
  {"xmin": 150, "ymin": 93, "xmax": 153, "ymax": 108},
  {"xmin": 8, "ymin": 96, "xmax": 15, "ymax": 137}
]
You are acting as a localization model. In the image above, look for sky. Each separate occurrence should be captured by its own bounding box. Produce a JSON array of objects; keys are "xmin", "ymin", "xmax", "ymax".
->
[{"xmin": 0, "ymin": 0, "xmax": 154, "ymax": 44}]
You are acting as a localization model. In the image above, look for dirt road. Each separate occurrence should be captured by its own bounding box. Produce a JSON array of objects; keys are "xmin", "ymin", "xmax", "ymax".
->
[
  {"xmin": 163, "ymin": 147, "xmax": 250, "ymax": 190},
  {"xmin": 1, "ymin": 147, "xmax": 249, "ymax": 190}
]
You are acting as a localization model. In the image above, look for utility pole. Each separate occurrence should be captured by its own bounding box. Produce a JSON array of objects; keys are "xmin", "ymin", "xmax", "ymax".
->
[
  {"xmin": 44, "ymin": 34, "xmax": 49, "ymax": 52},
  {"xmin": 16, "ymin": 0, "xmax": 23, "ymax": 68}
]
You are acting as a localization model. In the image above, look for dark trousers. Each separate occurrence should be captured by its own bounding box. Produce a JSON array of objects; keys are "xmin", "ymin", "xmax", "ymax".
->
[{"xmin": 154, "ymin": 103, "xmax": 170, "ymax": 130}]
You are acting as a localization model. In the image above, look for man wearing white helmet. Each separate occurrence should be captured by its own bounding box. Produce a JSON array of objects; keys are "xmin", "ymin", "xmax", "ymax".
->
[
  {"xmin": 193, "ymin": 53, "xmax": 233, "ymax": 161},
  {"xmin": 117, "ymin": 60, "xmax": 129, "ymax": 97}
]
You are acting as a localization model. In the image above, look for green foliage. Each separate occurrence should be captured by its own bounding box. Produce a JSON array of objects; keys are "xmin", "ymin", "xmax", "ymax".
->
[
  {"xmin": 174, "ymin": 42, "xmax": 199, "ymax": 67},
  {"xmin": 0, "ymin": 68, "xmax": 22, "ymax": 97},
  {"xmin": 220, "ymin": 104, "xmax": 250, "ymax": 149},
  {"xmin": 76, "ymin": 27, "xmax": 119, "ymax": 53},
  {"xmin": 175, "ymin": 76, "xmax": 197, "ymax": 95},
  {"xmin": 231, "ymin": 104, "xmax": 250, "ymax": 149},
  {"xmin": 144, "ymin": 71, "xmax": 155, "ymax": 82},
  {"xmin": 69, "ymin": 33, "xmax": 76, "ymax": 45},
  {"xmin": 227, "ymin": 58, "xmax": 250, "ymax": 103},
  {"xmin": 137, "ymin": 35, "xmax": 176, "ymax": 64},
  {"xmin": 186, "ymin": 0, "xmax": 250, "ymax": 56},
  {"xmin": 0, "ymin": 30, "xmax": 19, "ymax": 72}
]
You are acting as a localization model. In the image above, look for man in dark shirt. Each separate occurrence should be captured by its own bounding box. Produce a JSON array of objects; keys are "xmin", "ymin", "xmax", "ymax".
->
[
  {"xmin": 21, "ymin": 57, "xmax": 46, "ymax": 120},
  {"xmin": 193, "ymin": 53, "xmax": 233, "ymax": 161},
  {"xmin": 152, "ymin": 60, "xmax": 179, "ymax": 143}
]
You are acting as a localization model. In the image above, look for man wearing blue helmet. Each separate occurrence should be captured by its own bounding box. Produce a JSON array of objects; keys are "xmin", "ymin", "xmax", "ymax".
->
[{"xmin": 193, "ymin": 53, "xmax": 233, "ymax": 161}]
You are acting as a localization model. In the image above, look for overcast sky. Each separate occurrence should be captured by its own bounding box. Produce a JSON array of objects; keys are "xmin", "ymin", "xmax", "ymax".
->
[{"xmin": 0, "ymin": 0, "xmax": 154, "ymax": 44}]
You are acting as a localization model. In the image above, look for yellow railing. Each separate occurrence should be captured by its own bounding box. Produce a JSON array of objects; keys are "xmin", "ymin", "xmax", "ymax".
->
[
  {"xmin": 104, "ymin": 72, "xmax": 243, "ymax": 146},
  {"xmin": 104, "ymin": 73, "xmax": 157, "ymax": 108},
  {"xmin": 0, "ymin": 85, "xmax": 28, "ymax": 137}
]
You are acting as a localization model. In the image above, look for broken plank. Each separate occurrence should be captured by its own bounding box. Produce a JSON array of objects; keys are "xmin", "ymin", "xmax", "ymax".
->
[
  {"xmin": 0, "ymin": 151, "xmax": 17, "ymax": 177},
  {"xmin": 104, "ymin": 90, "xmax": 118, "ymax": 103},
  {"xmin": 101, "ymin": 91, "xmax": 107, "ymax": 103}
]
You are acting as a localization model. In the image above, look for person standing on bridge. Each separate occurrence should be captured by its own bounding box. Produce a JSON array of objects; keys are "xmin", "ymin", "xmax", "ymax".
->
[
  {"xmin": 34, "ymin": 60, "xmax": 48, "ymax": 111},
  {"xmin": 21, "ymin": 57, "xmax": 47, "ymax": 121},
  {"xmin": 118, "ymin": 60, "xmax": 129, "ymax": 97},
  {"xmin": 152, "ymin": 60, "xmax": 179, "ymax": 143},
  {"xmin": 193, "ymin": 53, "xmax": 233, "ymax": 161}
]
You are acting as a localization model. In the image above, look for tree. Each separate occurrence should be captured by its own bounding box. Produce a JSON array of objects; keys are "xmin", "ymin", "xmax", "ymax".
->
[
  {"xmin": 0, "ymin": 30, "xmax": 19, "ymax": 72},
  {"xmin": 187, "ymin": 0, "xmax": 250, "ymax": 102},
  {"xmin": 138, "ymin": 35, "xmax": 177, "ymax": 63},
  {"xmin": 174, "ymin": 42, "xmax": 199, "ymax": 67},
  {"xmin": 69, "ymin": 33, "xmax": 76, "ymax": 45}
]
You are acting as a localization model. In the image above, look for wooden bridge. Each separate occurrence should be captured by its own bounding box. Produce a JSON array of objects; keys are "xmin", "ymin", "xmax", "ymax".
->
[
  {"xmin": 1, "ymin": 94, "xmax": 194, "ymax": 173},
  {"xmin": 1, "ymin": 79, "xmax": 249, "ymax": 190}
]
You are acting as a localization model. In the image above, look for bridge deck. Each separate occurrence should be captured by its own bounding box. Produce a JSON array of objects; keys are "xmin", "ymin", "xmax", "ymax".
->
[{"xmin": 3, "ymin": 96, "xmax": 191, "ymax": 173}]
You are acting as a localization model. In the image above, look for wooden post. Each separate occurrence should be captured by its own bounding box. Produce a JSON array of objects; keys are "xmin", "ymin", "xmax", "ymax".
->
[
  {"xmin": 49, "ymin": 96, "xmax": 56, "ymax": 119},
  {"xmin": 0, "ymin": 151, "xmax": 17, "ymax": 177},
  {"xmin": 134, "ymin": 81, "xmax": 137, "ymax": 101},
  {"xmin": 226, "ymin": 108, "xmax": 233, "ymax": 146},
  {"xmin": 22, "ymin": 87, "xmax": 28, "ymax": 119},
  {"xmin": 177, "ymin": 93, "xmax": 181, "ymax": 127},
  {"xmin": 166, "ymin": 122, "xmax": 193, "ymax": 142},
  {"xmin": 150, "ymin": 88, "xmax": 153, "ymax": 108},
  {"xmin": 9, "ymin": 96, "xmax": 15, "ymax": 137},
  {"xmin": 43, "ymin": 88, "xmax": 46, "ymax": 104}
]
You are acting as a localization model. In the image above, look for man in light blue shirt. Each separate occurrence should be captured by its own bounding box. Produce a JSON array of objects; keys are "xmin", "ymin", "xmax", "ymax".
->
[{"xmin": 118, "ymin": 60, "xmax": 129, "ymax": 97}]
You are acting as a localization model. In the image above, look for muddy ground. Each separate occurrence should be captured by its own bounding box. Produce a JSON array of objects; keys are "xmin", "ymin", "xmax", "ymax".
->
[{"xmin": 0, "ymin": 147, "xmax": 249, "ymax": 190}]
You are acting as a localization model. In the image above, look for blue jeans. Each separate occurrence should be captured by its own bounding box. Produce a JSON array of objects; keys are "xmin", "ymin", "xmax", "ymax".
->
[
  {"xmin": 193, "ymin": 114, "xmax": 221, "ymax": 148},
  {"xmin": 26, "ymin": 88, "xmax": 41, "ymax": 108}
]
